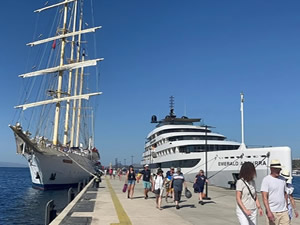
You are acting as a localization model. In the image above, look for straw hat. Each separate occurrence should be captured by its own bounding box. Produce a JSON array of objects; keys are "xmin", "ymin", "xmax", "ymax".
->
[
  {"xmin": 281, "ymin": 169, "xmax": 293, "ymax": 183},
  {"xmin": 269, "ymin": 159, "xmax": 283, "ymax": 169}
]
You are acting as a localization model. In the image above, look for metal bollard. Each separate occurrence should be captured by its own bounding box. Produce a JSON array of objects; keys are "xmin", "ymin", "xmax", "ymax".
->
[
  {"xmin": 77, "ymin": 182, "xmax": 82, "ymax": 193},
  {"xmin": 45, "ymin": 200, "xmax": 57, "ymax": 225},
  {"xmin": 68, "ymin": 187, "xmax": 75, "ymax": 203}
]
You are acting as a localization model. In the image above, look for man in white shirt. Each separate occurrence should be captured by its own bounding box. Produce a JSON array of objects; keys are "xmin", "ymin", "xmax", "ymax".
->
[{"xmin": 261, "ymin": 159, "xmax": 289, "ymax": 225}]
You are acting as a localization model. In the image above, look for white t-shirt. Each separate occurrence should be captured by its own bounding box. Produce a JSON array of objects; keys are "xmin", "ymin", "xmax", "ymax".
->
[
  {"xmin": 154, "ymin": 175, "xmax": 164, "ymax": 190},
  {"xmin": 236, "ymin": 179, "xmax": 257, "ymax": 210},
  {"xmin": 260, "ymin": 175, "xmax": 287, "ymax": 212}
]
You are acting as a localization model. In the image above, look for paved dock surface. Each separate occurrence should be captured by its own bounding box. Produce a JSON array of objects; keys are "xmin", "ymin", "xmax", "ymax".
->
[{"xmin": 50, "ymin": 176, "xmax": 300, "ymax": 225}]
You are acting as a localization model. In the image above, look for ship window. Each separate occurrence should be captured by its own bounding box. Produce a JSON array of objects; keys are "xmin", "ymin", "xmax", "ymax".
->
[
  {"xmin": 154, "ymin": 158, "xmax": 201, "ymax": 168},
  {"xmin": 168, "ymin": 135, "xmax": 225, "ymax": 142},
  {"xmin": 157, "ymin": 128, "xmax": 212, "ymax": 136},
  {"xmin": 246, "ymin": 156, "xmax": 251, "ymax": 158},
  {"xmin": 178, "ymin": 144, "xmax": 239, "ymax": 153},
  {"xmin": 225, "ymin": 157, "xmax": 229, "ymax": 159},
  {"xmin": 230, "ymin": 156, "xmax": 234, "ymax": 159}
]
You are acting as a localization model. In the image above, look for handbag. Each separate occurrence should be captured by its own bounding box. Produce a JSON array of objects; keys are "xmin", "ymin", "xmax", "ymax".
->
[
  {"xmin": 122, "ymin": 183, "xmax": 128, "ymax": 193},
  {"xmin": 185, "ymin": 188, "xmax": 192, "ymax": 198},
  {"xmin": 193, "ymin": 183, "xmax": 200, "ymax": 193}
]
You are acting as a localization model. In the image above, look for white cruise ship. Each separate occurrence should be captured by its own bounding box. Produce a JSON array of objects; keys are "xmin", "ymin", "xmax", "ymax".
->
[{"xmin": 142, "ymin": 97, "xmax": 292, "ymax": 189}]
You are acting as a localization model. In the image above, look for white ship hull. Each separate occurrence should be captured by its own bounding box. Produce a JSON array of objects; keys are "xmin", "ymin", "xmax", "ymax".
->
[
  {"xmin": 143, "ymin": 146, "xmax": 292, "ymax": 189},
  {"xmin": 10, "ymin": 124, "xmax": 99, "ymax": 190},
  {"xmin": 26, "ymin": 151, "xmax": 96, "ymax": 190}
]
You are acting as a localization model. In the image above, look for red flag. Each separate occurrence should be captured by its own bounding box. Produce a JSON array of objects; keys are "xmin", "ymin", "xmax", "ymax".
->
[{"xmin": 52, "ymin": 40, "xmax": 56, "ymax": 49}]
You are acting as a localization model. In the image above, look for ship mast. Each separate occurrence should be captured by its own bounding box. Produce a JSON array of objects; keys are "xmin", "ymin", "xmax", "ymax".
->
[
  {"xmin": 70, "ymin": 3, "xmax": 84, "ymax": 148},
  {"xmin": 75, "ymin": 50, "xmax": 85, "ymax": 147},
  {"xmin": 169, "ymin": 96, "xmax": 176, "ymax": 118},
  {"xmin": 240, "ymin": 92, "xmax": 246, "ymax": 149},
  {"xmin": 63, "ymin": 0, "xmax": 78, "ymax": 146},
  {"xmin": 15, "ymin": 0, "xmax": 103, "ymax": 147},
  {"xmin": 53, "ymin": 2, "xmax": 69, "ymax": 146}
]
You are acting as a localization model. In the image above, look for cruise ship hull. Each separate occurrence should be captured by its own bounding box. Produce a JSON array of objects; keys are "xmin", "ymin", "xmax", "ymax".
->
[{"xmin": 144, "ymin": 146, "xmax": 292, "ymax": 189}]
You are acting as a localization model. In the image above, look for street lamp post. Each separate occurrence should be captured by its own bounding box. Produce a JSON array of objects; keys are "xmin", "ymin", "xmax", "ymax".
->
[{"xmin": 203, "ymin": 125, "xmax": 214, "ymax": 200}]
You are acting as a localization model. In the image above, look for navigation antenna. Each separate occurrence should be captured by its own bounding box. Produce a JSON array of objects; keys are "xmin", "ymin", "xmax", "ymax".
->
[{"xmin": 169, "ymin": 96, "xmax": 176, "ymax": 117}]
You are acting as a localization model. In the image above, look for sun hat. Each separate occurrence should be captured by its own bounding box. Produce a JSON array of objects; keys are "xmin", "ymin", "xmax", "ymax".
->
[
  {"xmin": 281, "ymin": 169, "xmax": 293, "ymax": 183},
  {"xmin": 269, "ymin": 159, "xmax": 283, "ymax": 169},
  {"xmin": 281, "ymin": 169, "xmax": 291, "ymax": 178}
]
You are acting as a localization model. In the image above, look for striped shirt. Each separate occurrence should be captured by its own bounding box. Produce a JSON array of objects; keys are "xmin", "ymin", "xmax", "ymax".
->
[{"xmin": 172, "ymin": 173, "xmax": 185, "ymax": 191}]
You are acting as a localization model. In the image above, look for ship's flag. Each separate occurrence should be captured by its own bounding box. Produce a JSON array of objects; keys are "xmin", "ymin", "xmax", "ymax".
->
[{"xmin": 52, "ymin": 40, "xmax": 56, "ymax": 49}]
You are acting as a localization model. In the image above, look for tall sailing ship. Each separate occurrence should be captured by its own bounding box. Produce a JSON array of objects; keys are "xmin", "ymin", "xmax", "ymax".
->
[
  {"xmin": 142, "ymin": 96, "xmax": 292, "ymax": 189},
  {"xmin": 9, "ymin": 0, "xmax": 102, "ymax": 190}
]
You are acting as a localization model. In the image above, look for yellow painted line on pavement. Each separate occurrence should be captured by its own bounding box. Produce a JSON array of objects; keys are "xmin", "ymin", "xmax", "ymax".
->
[{"xmin": 106, "ymin": 178, "xmax": 132, "ymax": 225}]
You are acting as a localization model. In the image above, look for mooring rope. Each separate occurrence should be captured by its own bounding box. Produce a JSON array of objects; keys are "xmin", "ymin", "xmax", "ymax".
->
[{"xmin": 58, "ymin": 149, "xmax": 97, "ymax": 178}]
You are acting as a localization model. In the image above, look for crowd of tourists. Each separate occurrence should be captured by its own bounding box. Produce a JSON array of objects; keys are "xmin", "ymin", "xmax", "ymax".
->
[
  {"xmin": 121, "ymin": 164, "xmax": 207, "ymax": 210},
  {"xmin": 105, "ymin": 158, "xmax": 298, "ymax": 224}
]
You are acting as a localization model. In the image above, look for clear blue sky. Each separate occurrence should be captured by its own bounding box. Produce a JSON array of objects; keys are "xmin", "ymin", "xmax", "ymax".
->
[{"xmin": 1, "ymin": 0, "xmax": 300, "ymax": 166}]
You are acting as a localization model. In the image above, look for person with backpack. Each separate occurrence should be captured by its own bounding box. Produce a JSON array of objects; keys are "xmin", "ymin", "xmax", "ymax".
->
[
  {"xmin": 125, "ymin": 165, "xmax": 136, "ymax": 199},
  {"xmin": 152, "ymin": 168, "xmax": 165, "ymax": 210},
  {"xmin": 236, "ymin": 162, "xmax": 263, "ymax": 225}
]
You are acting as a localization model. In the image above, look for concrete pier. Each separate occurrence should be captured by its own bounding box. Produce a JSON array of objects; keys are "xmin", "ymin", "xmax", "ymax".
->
[{"xmin": 50, "ymin": 177, "xmax": 300, "ymax": 225}]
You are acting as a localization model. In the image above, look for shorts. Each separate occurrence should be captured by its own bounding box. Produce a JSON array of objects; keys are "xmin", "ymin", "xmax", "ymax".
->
[
  {"xmin": 154, "ymin": 188, "xmax": 161, "ymax": 195},
  {"xmin": 166, "ymin": 187, "xmax": 174, "ymax": 193},
  {"xmin": 128, "ymin": 180, "xmax": 135, "ymax": 185},
  {"xmin": 174, "ymin": 190, "xmax": 182, "ymax": 201},
  {"xmin": 155, "ymin": 188, "xmax": 164, "ymax": 196},
  {"xmin": 143, "ymin": 181, "xmax": 151, "ymax": 189}
]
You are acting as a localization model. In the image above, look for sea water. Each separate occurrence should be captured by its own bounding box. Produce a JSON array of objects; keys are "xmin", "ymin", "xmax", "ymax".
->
[
  {"xmin": 1, "ymin": 167, "xmax": 300, "ymax": 225},
  {"xmin": 0, "ymin": 167, "xmax": 68, "ymax": 225}
]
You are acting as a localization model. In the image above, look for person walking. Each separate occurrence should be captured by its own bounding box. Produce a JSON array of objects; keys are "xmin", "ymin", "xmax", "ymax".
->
[
  {"xmin": 109, "ymin": 168, "xmax": 113, "ymax": 179},
  {"xmin": 140, "ymin": 164, "xmax": 152, "ymax": 199},
  {"xmin": 113, "ymin": 169, "xmax": 116, "ymax": 179},
  {"xmin": 171, "ymin": 167, "xmax": 187, "ymax": 209},
  {"xmin": 261, "ymin": 159, "xmax": 289, "ymax": 225},
  {"xmin": 165, "ymin": 167, "xmax": 174, "ymax": 202},
  {"xmin": 236, "ymin": 162, "xmax": 263, "ymax": 225},
  {"xmin": 194, "ymin": 169, "xmax": 208, "ymax": 205},
  {"xmin": 125, "ymin": 165, "xmax": 136, "ymax": 199},
  {"xmin": 280, "ymin": 169, "xmax": 299, "ymax": 224},
  {"xmin": 152, "ymin": 168, "xmax": 164, "ymax": 210}
]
